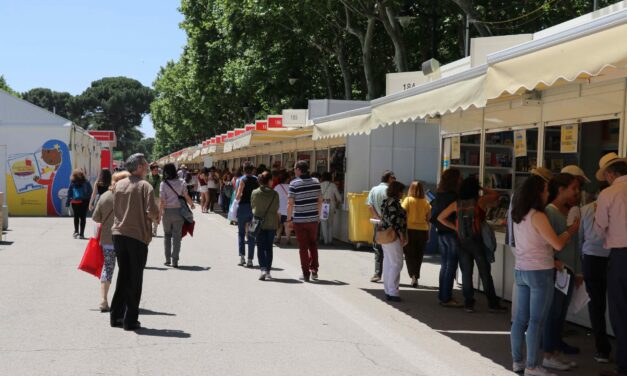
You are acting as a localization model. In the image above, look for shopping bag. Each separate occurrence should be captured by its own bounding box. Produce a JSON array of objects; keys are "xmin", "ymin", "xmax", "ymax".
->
[
  {"xmin": 320, "ymin": 202, "xmax": 330, "ymax": 221},
  {"xmin": 228, "ymin": 199, "xmax": 239, "ymax": 222},
  {"xmin": 78, "ymin": 231, "xmax": 104, "ymax": 278},
  {"xmin": 182, "ymin": 220, "xmax": 195, "ymax": 238}
]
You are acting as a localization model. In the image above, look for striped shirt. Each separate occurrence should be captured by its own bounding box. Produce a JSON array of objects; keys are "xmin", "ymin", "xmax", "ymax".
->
[{"xmin": 289, "ymin": 175, "xmax": 321, "ymax": 223}]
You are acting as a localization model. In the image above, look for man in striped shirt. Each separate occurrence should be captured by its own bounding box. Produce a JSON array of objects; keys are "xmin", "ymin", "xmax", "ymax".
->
[{"xmin": 286, "ymin": 160, "xmax": 323, "ymax": 282}]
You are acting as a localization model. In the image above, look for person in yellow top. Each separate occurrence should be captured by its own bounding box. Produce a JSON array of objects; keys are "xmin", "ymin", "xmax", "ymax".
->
[{"xmin": 401, "ymin": 181, "xmax": 431, "ymax": 288}]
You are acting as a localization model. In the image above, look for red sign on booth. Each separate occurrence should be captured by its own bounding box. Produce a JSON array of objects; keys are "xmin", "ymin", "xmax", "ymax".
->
[
  {"xmin": 255, "ymin": 121, "xmax": 268, "ymax": 131},
  {"xmin": 267, "ymin": 116, "xmax": 282, "ymax": 128},
  {"xmin": 227, "ymin": 131, "xmax": 235, "ymax": 138},
  {"xmin": 220, "ymin": 135, "xmax": 227, "ymax": 143},
  {"xmin": 245, "ymin": 124, "xmax": 255, "ymax": 132},
  {"xmin": 235, "ymin": 128, "xmax": 245, "ymax": 136}
]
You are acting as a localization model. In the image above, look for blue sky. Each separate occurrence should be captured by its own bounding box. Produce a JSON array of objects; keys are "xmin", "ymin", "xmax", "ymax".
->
[{"xmin": 0, "ymin": 0, "xmax": 187, "ymax": 138}]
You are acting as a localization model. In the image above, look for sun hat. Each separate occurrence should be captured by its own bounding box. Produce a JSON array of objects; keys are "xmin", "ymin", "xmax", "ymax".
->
[
  {"xmin": 561, "ymin": 165, "xmax": 590, "ymax": 183},
  {"xmin": 530, "ymin": 167, "xmax": 553, "ymax": 182},
  {"xmin": 596, "ymin": 152, "xmax": 627, "ymax": 181}
]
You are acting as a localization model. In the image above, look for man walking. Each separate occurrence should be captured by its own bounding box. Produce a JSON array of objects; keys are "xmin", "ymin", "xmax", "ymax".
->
[
  {"xmin": 287, "ymin": 160, "xmax": 322, "ymax": 282},
  {"xmin": 367, "ymin": 170, "xmax": 395, "ymax": 282},
  {"xmin": 235, "ymin": 161, "xmax": 259, "ymax": 267},
  {"xmin": 594, "ymin": 153, "xmax": 627, "ymax": 376},
  {"xmin": 110, "ymin": 153, "xmax": 160, "ymax": 331},
  {"xmin": 147, "ymin": 163, "xmax": 161, "ymax": 236}
]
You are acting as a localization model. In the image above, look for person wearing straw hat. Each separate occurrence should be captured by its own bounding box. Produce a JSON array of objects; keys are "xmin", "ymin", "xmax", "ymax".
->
[{"xmin": 594, "ymin": 153, "xmax": 627, "ymax": 376}]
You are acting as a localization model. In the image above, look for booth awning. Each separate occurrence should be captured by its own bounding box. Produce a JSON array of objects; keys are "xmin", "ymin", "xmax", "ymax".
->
[
  {"xmin": 371, "ymin": 66, "xmax": 488, "ymax": 128},
  {"xmin": 485, "ymin": 10, "xmax": 627, "ymax": 99},
  {"xmin": 227, "ymin": 129, "xmax": 312, "ymax": 151},
  {"xmin": 312, "ymin": 107, "xmax": 371, "ymax": 140}
]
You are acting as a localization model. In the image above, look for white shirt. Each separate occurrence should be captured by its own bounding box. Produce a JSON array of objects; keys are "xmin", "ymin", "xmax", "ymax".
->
[{"xmin": 274, "ymin": 183, "xmax": 289, "ymax": 216}]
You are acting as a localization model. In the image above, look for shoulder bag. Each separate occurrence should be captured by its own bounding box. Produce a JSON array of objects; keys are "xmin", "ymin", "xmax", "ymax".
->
[
  {"xmin": 248, "ymin": 193, "xmax": 277, "ymax": 240},
  {"xmin": 375, "ymin": 200, "xmax": 398, "ymax": 244},
  {"xmin": 165, "ymin": 180, "xmax": 194, "ymax": 224}
]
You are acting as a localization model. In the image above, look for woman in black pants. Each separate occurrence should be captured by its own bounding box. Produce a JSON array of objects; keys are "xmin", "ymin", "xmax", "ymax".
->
[{"xmin": 66, "ymin": 169, "xmax": 93, "ymax": 239}]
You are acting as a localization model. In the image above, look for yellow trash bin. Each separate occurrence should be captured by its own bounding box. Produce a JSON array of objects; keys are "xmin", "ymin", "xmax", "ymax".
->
[{"xmin": 348, "ymin": 192, "xmax": 374, "ymax": 246}]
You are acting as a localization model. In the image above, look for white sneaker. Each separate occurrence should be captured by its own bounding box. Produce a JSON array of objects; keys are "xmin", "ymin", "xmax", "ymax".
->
[
  {"xmin": 265, "ymin": 272, "xmax": 272, "ymax": 280},
  {"xmin": 513, "ymin": 361, "xmax": 525, "ymax": 373},
  {"xmin": 258, "ymin": 272, "xmax": 266, "ymax": 281},
  {"xmin": 542, "ymin": 357, "xmax": 571, "ymax": 371},
  {"xmin": 524, "ymin": 366, "xmax": 557, "ymax": 376}
]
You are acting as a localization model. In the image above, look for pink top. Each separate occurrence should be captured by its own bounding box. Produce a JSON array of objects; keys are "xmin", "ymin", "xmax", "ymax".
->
[
  {"xmin": 595, "ymin": 175, "xmax": 627, "ymax": 249},
  {"xmin": 513, "ymin": 209, "xmax": 554, "ymax": 270}
]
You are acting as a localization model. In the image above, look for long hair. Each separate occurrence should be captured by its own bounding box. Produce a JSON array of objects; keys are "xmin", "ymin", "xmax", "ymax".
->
[
  {"xmin": 437, "ymin": 168, "xmax": 461, "ymax": 193},
  {"xmin": 548, "ymin": 173, "xmax": 576, "ymax": 204},
  {"xmin": 163, "ymin": 163, "xmax": 177, "ymax": 180},
  {"xmin": 512, "ymin": 175, "xmax": 547, "ymax": 224},
  {"xmin": 407, "ymin": 180, "xmax": 425, "ymax": 199},
  {"xmin": 459, "ymin": 176, "xmax": 481, "ymax": 200},
  {"xmin": 387, "ymin": 181, "xmax": 405, "ymax": 199},
  {"xmin": 97, "ymin": 169, "xmax": 112, "ymax": 188}
]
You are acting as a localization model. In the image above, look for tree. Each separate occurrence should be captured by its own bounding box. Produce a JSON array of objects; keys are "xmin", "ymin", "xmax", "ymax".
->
[
  {"xmin": 21, "ymin": 88, "xmax": 76, "ymax": 120},
  {"xmin": 75, "ymin": 77, "xmax": 154, "ymax": 158},
  {"xmin": 136, "ymin": 137, "xmax": 156, "ymax": 162},
  {"xmin": 0, "ymin": 75, "xmax": 21, "ymax": 98}
]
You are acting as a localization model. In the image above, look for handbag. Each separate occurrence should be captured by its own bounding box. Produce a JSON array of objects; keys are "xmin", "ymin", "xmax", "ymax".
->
[
  {"xmin": 248, "ymin": 193, "xmax": 277, "ymax": 240},
  {"xmin": 320, "ymin": 183, "xmax": 331, "ymax": 221},
  {"xmin": 165, "ymin": 180, "xmax": 194, "ymax": 224},
  {"xmin": 78, "ymin": 209, "xmax": 111, "ymax": 278},
  {"xmin": 375, "ymin": 226, "xmax": 397, "ymax": 244},
  {"xmin": 228, "ymin": 199, "xmax": 239, "ymax": 222}
]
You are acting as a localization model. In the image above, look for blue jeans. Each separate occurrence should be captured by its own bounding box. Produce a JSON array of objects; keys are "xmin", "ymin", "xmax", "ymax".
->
[
  {"xmin": 237, "ymin": 203, "xmax": 255, "ymax": 259},
  {"xmin": 256, "ymin": 229, "xmax": 275, "ymax": 272},
  {"xmin": 543, "ymin": 267, "xmax": 574, "ymax": 353},
  {"xmin": 458, "ymin": 238, "xmax": 499, "ymax": 308},
  {"xmin": 438, "ymin": 232, "xmax": 459, "ymax": 303},
  {"xmin": 511, "ymin": 269, "xmax": 554, "ymax": 368}
]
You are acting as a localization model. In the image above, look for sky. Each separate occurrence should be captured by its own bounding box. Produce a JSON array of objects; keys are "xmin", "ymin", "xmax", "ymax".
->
[{"xmin": 0, "ymin": 0, "xmax": 187, "ymax": 138}]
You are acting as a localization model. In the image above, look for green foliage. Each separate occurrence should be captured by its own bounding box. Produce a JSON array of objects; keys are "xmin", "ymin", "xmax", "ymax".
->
[
  {"xmin": 21, "ymin": 88, "xmax": 76, "ymax": 120},
  {"xmin": 74, "ymin": 77, "xmax": 154, "ymax": 159},
  {"xmin": 136, "ymin": 137, "xmax": 156, "ymax": 162},
  {"xmin": 0, "ymin": 75, "xmax": 21, "ymax": 98}
]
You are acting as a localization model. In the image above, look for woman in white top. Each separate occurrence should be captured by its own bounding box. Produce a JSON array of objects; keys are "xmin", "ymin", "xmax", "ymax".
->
[
  {"xmin": 273, "ymin": 170, "xmax": 291, "ymax": 245},
  {"xmin": 206, "ymin": 169, "xmax": 220, "ymax": 212},
  {"xmin": 319, "ymin": 172, "xmax": 342, "ymax": 245},
  {"xmin": 510, "ymin": 175, "xmax": 579, "ymax": 376}
]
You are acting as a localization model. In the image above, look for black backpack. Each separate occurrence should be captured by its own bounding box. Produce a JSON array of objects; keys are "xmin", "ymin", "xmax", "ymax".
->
[{"xmin": 456, "ymin": 199, "xmax": 479, "ymax": 241}]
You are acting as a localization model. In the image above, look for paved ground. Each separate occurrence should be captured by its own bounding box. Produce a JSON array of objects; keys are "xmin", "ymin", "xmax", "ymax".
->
[{"xmin": 0, "ymin": 209, "xmax": 615, "ymax": 376}]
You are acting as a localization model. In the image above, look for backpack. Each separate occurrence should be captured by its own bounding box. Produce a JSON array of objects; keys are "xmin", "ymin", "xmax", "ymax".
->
[
  {"xmin": 456, "ymin": 199, "xmax": 480, "ymax": 241},
  {"xmin": 71, "ymin": 183, "xmax": 88, "ymax": 201}
]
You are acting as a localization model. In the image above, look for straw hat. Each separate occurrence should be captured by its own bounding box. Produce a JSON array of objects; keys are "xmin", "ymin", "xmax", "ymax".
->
[
  {"xmin": 596, "ymin": 152, "xmax": 627, "ymax": 181},
  {"xmin": 530, "ymin": 167, "xmax": 553, "ymax": 182},
  {"xmin": 561, "ymin": 165, "xmax": 590, "ymax": 183}
]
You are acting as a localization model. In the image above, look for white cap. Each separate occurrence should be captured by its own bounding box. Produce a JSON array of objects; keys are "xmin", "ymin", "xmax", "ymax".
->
[{"xmin": 561, "ymin": 165, "xmax": 590, "ymax": 183}]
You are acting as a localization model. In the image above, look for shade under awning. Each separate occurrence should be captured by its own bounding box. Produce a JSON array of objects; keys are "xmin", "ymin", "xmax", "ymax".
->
[
  {"xmin": 312, "ymin": 107, "xmax": 371, "ymax": 140},
  {"xmin": 485, "ymin": 11, "xmax": 627, "ymax": 99},
  {"xmin": 371, "ymin": 67, "xmax": 487, "ymax": 128}
]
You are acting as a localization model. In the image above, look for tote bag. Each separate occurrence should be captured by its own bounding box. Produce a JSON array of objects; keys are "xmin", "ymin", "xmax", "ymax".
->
[
  {"xmin": 78, "ymin": 225, "xmax": 104, "ymax": 278},
  {"xmin": 228, "ymin": 199, "xmax": 239, "ymax": 222}
]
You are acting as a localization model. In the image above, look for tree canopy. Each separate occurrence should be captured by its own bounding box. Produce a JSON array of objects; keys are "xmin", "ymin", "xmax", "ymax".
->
[{"xmin": 0, "ymin": 75, "xmax": 21, "ymax": 98}]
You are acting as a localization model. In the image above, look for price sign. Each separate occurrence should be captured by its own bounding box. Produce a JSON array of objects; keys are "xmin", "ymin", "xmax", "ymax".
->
[
  {"xmin": 451, "ymin": 136, "xmax": 461, "ymax": 160},
  {"xmin": 560, "ymin": 124, "xmax": 578, "ymax": 153},
  {"xmin": 514, "ymin": 130, "xmax": 527, "ymax": 157}
]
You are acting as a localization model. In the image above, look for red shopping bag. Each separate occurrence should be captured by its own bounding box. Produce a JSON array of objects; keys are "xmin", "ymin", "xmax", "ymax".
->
[
  {"xmin": 78, "ymin": 226, "xmax": 104, "ymax": 278},
  {"xmin": 182, "ymin": 220, "xmax": 195, "ymax": 238}
]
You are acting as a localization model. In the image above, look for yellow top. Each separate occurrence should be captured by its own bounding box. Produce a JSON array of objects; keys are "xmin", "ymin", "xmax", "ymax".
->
[{"xmin": 401, "ymin": 197, "xmax": 431, "ymax": 231}]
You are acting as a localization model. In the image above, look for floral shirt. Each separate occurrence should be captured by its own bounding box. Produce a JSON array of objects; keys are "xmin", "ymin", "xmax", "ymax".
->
[{"xmin": 380, "ymin": 197, "xmax": 407, "ymax": 236}]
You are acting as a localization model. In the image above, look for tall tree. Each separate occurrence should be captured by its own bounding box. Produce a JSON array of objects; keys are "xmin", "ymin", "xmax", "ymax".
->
[
  {"xmin": 21, "ymin": 88, "xmax": 76, "ymax": 120},
  {"xmin": 0, "ymin": 75, "xmax": 21, "ymax": 98},
  {"xmin": 75, "ymin": 77, "xmax": 154, "ymax": 158}
]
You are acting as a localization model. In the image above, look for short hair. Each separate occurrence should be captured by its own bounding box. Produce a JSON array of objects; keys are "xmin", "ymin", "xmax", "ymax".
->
[
  {"xmin": 459, "ymin": 176, "xmax": 481, "ymax": 200},
  {"xmin": 70, "ymin": 169, "xmax": 86, "ymax": 183},
  {"xmin": 125, "ymin": 153, "xmax": 147, "ymax": 173},
  {"xmin": 381, "ymin": 170, "xmax": 395, "ymax": 183},
  {"xmin": 387, "ymin": 181, "xmax": 405, "ymax": 198},
  {"xmin": 295, "ymin": 160, "xmax": 309, "ymax": 173},
  {"xmin": 243, "ymin": 161, "xmax": 254, "ymax": 173},
  {"xmin": 258, "ymin": 171, "xmax": 272, "ymax": 185},
  {"xmin": 606, "ymin": 161, "xmax": 627, "ymax": 177},
  {"xmin": 110, "ymin": 171, "xmax": 131, "ymax": 190},
  {"xmin": 149, "ymin": 163, "xmax": 159, "ymax": 170},
  {"xmin": 321, "ymin": 172, "xmax": 332, "ymax": 182},
  {"xmin": 548, "ymin": 173, "xmax": 576, "ymax": 204},
  {"xmin": 163, "ymin": 163, "xmax": 178, "ymax": 180},
  {"xmin": 437, "ymin": 168, "xmax": 461, "ymax": 193},
  {"xmin": 407, "ymin": 180, "xmax": 425, "ymax": 199}
]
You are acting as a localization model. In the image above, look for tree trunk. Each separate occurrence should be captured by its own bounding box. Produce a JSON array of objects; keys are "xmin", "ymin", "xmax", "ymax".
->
[
  {"xmin": 336, "ymin": 38, "xmax": 352, "ymax": 100},
  {"xmin": 321, "ymin": 61, "xmax": 334, "ymax": 99},
  {"xmin": 345, "ymin": 4, "xmax": 378, "ymax": 99},
  {"xmin": 377, "ymin": 2, "xmax": 409, "ymax": 72},
  {"xmin": 450, "ymin": 0, "xmax": 492, "ymax": 37}
]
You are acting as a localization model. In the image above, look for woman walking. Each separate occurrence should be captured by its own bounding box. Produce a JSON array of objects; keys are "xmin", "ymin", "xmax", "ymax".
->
[
  {"xmin": 401, "ymin": 181, "xmax": 431, "ymax": 288},
  {"xmin": 274, "ymin": 170, "xmax": 291, "ymax": 245},
  {"xmin": 198, "ymin": 167, "xmax": 209, "ymax": 213},
  {"xmin": 510, "ymin": 174, "xmax": 579, "ymax": 376},
  {"xmin": 92, "ymin": 171, "xmax": 130, "ymax": 312},
  {"xmin": 207, "ymin": 168, "xmax": 220, "ymax": 212},
  {"xmin": 89, "ymin": 169, "xmax": 112, "ymax": 212},
  {"xmin": 66, "ymin": 169, "xmax": 93, "ymax": 239},
  {"xmin": 379, "ymin": 181, "xmax": 407, "ymax": 302},
  {"xmin": 159, "ymin": 163, "xmax": 195, "ymax": 268},
  {"xmin": 319, "ymin": 172, "xmax": 342, "ymax": 245},
  {"xmin": 221, "ymin": 172, "xmax": 233, "ymax": 213},
  {"xmin": 437, "ymin": 177, "xmax": 505, "ymax": 312},
  {"xmin": 251, "ymin": 171, "xmax": 280, "ymax": 280}
]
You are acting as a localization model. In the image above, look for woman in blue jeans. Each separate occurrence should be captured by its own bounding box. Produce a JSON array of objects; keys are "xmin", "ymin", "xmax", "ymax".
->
[
  {"xmin": 510, "ymin": 175, "xmax": 579, "ymax": 376},
  {"xmin": 432, "ymin": 168, "xmax": 462, "ymax": 307},
  {"xmin": 251, "ymin": 171, "xmax": 279, "ymax": 280}
]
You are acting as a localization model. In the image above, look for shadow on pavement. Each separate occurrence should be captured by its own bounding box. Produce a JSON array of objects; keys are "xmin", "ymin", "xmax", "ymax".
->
[
  {"xmin": 139, "ymin": 308, "xmax": 176, "ymax": 316},
  {"xmin": 268, "ymin": 278, "xmax": 302, "ymax": 284},
  {"xmin": 135, "ymin": 327, "xmax": 191, "ymax": 338},
  {"xmin": 176, "ymin": 265, "xmax": 211, "ymax": 271},
  {"xmin": 362, "ymin": 287, "xmax": 612, "ymax": 376},
  {"xmin": 311, "ymin": 279, "xmax": 348, "ymax": 286},
  {"xmin": 145, "ymin": 266, "xmax": 169, "ymax": 271}
]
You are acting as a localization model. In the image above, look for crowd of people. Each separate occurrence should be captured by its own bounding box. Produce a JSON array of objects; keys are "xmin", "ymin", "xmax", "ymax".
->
[{"xmin": 75, "ymin": 151, "xmax": 627, "ymax": 376}]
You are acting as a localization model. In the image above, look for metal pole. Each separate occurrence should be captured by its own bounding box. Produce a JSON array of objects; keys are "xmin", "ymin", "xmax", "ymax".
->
[
  {"xmin": 593, "ymin": 0, "xmax": 599, "ymax": 11},
  {"xmin": 465, "ymin": 16, "xmax": 471, "ymax": 57}
]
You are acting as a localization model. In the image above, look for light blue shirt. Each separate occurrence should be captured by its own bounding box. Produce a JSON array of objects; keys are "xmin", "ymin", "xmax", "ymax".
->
[
  {"xmin": 367, "ymin": 183, "xmax": 388, "ymax": 217},
  {"xmin": 579, "ymin": 202, "xmax": 610, "ymax": 258}
]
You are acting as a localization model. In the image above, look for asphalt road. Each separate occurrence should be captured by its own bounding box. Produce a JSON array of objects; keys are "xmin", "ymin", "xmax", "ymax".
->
[{"xmin": 0, "ymin": 211, "xmax": 609, "ymax": 376}]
